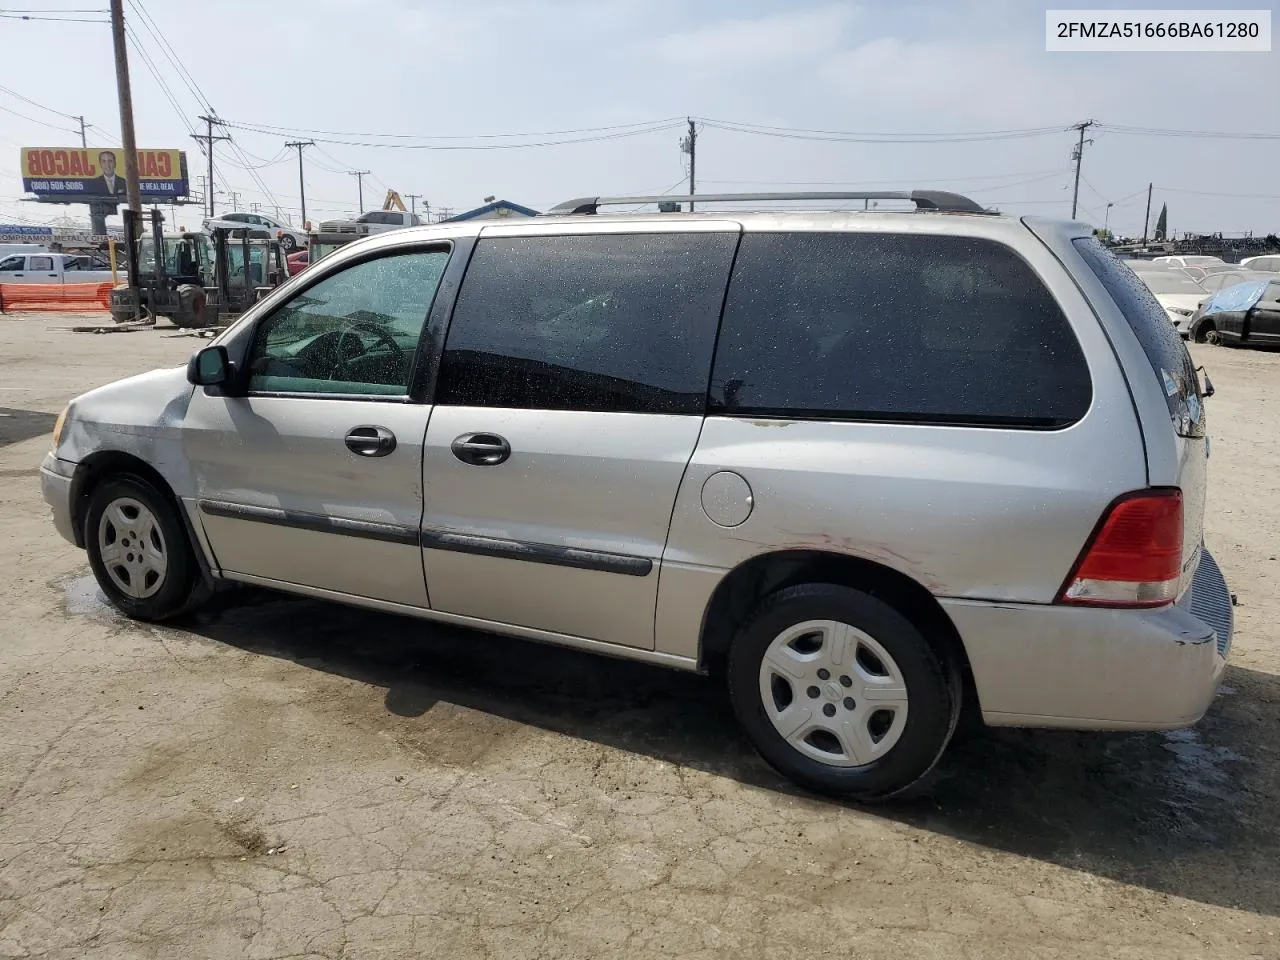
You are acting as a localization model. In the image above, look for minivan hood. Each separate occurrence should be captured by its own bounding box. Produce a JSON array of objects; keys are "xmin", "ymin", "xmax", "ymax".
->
[{"xmin": 67, "ymin": 365, "xmax": 195, "ymax": 435}]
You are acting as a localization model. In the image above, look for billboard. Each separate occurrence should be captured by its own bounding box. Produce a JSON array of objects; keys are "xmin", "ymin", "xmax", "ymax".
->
[{"xmin": 20, "ymin": 147, "xmax": 189, "ymax": 201}]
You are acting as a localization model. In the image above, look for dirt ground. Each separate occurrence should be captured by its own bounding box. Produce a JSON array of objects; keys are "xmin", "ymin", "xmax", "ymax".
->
[{"xmin": 2, "ymin": 311, "xmax": 1279, "ymax": 959}]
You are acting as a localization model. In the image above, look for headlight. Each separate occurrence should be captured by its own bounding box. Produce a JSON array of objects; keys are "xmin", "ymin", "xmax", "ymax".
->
[
  {"xmin": 51, "ymin": 405, "xmax": 68, "ymax": 451},
  {"xmin": 1169, "ymin": 307, "xmax": 1194, "ymax": 317}
]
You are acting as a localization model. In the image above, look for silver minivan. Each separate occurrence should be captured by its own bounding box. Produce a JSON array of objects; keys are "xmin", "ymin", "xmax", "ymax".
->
[{"xmin": 41, "ymin": 191, "xmax": 1232, "ymax": 801}]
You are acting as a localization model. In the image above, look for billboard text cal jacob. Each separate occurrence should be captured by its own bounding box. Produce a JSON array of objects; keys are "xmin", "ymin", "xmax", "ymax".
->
[{"xmin": 20, "ymin": 148, "xmax": 189, "ymax": 201}]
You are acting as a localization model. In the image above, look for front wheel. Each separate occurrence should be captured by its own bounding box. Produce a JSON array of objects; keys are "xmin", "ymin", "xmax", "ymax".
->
[
  {"xmin": 728, "ymin": 583, "xmax": 959, "ymax": 801},
  {"xmin": 85, "ymin": 475, "xmax": 199, "ymax": 621}
]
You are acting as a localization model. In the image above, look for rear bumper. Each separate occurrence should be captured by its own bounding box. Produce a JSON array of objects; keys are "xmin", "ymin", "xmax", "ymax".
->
[
  {"xmin": 943, "ymin": 549, "xmax": 1231, "ymax": 730},
  {"xmin": 40, "ymin": 453, "xmax": 78, "ymax": 546}
]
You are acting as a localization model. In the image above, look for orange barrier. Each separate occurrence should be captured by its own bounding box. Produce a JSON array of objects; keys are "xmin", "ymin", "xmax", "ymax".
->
[{"xmin": 0, "ymin": 282, "xmax": 114, "ymax": 313}]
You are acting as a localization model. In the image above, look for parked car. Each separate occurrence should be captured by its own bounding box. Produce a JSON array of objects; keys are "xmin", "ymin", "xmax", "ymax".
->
[
  {"xmin": 1133, "ymin": 269, "xmax": 1208, "ymax": 336},
  {"xmin": 1191, "ymin": 277, "xmax": 1280, "ymax": 347},
  {"xmin": 41, "ymin": 191, "xmax": 1230, "ymax": 802},
  {"xmin": 317, "ymin": 210, "xmax": 423, "ymax": 235},
  {"xmin": 1153, "ymin": 255, "xmax": 1231, "ymax": 273},
  {"xmin": 203, "ymin": 213, "xmax": 307, "ymax": 252},
  {"xmin": 1196, "ymin": 269, "xmax": 1275, "ymax": 297},
  {"xmin": 0, "ymin": 251, "xmax": 119, "ymax": 285},
  {"xmin": 1239, "ymin": 254, "xmax": 1280, "ymax": 273},
  {"xmin": 286, "ymin": 249, "xmax": 309, "ymax": 276}
]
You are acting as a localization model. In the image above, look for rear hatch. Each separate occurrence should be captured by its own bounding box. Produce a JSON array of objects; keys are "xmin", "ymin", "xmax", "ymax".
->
[{"xmin": 1069, "ymin": 236, "xmax": 1208, "ymax": 596}]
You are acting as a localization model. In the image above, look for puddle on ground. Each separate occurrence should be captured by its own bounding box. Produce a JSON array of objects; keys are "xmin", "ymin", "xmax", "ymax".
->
[
  {"xmin": 60, "ymin": 572, "xmax": 120, "ymax": 620},
  {"xmin": 1161, "ymin": 726, "xmax": 1242, "ymax": 798}
]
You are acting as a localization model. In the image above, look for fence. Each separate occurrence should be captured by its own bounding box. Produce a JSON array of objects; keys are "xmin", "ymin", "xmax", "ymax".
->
[{"xmin": 0, "ymin": 282, "xmax": 114, "ymax": 313}]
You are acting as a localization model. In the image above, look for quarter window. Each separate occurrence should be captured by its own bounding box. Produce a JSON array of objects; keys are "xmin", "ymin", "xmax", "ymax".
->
[
  {"xmin": 246, "ymin": 248, "xmax": 450, "ymax": 396},
  {"xmin": 436, "ymin": 233, "xmax": 738, "ymax": 414},
  {"xmin": 711, "ymin": 233, "xmax": 1092, "ymax": 427}
]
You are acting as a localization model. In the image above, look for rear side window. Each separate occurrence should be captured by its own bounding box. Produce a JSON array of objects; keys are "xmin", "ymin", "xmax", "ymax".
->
[
  {"xmin": 1072, "ymin": 237, "xmax": 1203, "ymax": 435},
  {"xmin": 710, "ymin": 233, "xmax": 1091, "ymax": 427},
  {"xmin": 437, "ymin": 233, "xmax": 738, "ymax": 414}
]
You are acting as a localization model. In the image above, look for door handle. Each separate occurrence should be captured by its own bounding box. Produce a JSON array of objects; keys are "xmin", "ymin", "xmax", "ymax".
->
[
  {"xmin": 345, "ymin": 425, "xmax": 397, "ymax": 457},
  {"xmin": 450, "ymin": 432, "xmax": 511, "ymax": 466}
]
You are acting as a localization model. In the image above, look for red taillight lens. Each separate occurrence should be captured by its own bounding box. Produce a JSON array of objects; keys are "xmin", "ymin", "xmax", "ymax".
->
[{"xmin": 1059, "ymin": 489, "xmax": 1184, "ymax": 608}]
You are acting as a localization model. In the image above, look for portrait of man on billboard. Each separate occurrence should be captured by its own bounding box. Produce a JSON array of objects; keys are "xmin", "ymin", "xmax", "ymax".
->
[{"xmin": 94, "ymin": 150, "xmax": 126, "ymax": 196}]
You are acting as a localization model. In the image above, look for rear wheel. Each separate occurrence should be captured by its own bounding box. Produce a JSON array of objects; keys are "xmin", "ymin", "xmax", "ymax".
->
[
  {"xmin": 1194, "ymin": 320, "xmax": 1218, "ymax": 344},
  {"xmin": 85, "ymin": 475, "xmax": 198, "ymax": 621},
  {"xmin": 728, "ymin": 583, "xmax": 959, "ymax": 801},
  {"xmin": 280, "ymin": 234, "xmax": 298, "ymax": 252}
]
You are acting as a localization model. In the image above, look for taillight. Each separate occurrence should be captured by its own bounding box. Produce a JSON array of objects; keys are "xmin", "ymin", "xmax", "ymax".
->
[{"xmin": 1058, "ymin": 489, "xmax": 1183, "ymax": 608}]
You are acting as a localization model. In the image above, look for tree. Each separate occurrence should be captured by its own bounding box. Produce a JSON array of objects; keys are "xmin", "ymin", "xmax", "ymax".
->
[{"xmin": 1154, "ymin": 203, "xmax": 1168, "ymax": 241}]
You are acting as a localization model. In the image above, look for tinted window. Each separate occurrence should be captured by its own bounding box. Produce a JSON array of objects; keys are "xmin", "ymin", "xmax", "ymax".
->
[
  {"xmin": 1073, "ymin": 237, "xmax": 1203, "ymax": 433},
  {"xmin": 247, "ymin": 248, "xmax": 450, "ymax": 396},
  {"xmin": 711, "ymin": 233, "xmax": 1091, "ymax": 427},
  {"xmin": 437, "ymin": 233, "xmax": 737, "ymax": 414}
]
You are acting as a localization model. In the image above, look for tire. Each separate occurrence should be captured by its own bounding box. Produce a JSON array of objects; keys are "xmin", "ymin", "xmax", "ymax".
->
[
  {"xmin": 85, "ymin": 474, "xmax": 199, "ymax": 621},
  {"xmin": 1194, "ymin": 321, "xmax": 1217, "ymax": 344},
  {"xmin": 280, "ymin": 234, "xmax": 297, "ymax": 252},
  {"xmin": 727, "ymin": 583, "xmax": 959, "ymax": 802}
]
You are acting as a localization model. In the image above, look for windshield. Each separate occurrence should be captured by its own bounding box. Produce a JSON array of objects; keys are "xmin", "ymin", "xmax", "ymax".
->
[{"xmin": 1140, "ymin": 272, "xmax": 1206, "ymax": 295}]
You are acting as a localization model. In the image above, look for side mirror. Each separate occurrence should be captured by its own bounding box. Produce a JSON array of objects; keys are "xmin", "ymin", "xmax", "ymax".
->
[{"xmin": 188, "ymin": 345, "xmax": 230, "ymax": 386}]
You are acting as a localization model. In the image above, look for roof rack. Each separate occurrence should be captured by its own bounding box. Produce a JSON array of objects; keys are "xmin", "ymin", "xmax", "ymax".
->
[{"xmin": 547, "ymin": 190, "xmax": 987, "ymax": 216}]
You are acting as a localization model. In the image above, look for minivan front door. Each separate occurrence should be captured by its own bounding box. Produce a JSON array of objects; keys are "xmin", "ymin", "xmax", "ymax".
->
[
  {"xmin": 420, "ymin": 226, "xmax": 740, "ymax": 650},
  {"xmin": 183, "ymin": 246, "xmax": 453, "ymax": 607}
]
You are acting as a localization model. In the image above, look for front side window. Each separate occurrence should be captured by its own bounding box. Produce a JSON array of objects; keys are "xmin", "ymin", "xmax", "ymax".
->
[
  {"xmin": 436, "ymin": 232, "xmax": 738, "ymax": 414},
  {"xmin": 711, "ymin": 232, "xmax": 1092, "ymax": 427},
  {"xmin": 246, "ymin": 247, "xmax": 450, "ymax": 396},
  {"xmin": 0, "ymin": 257, "xmax": 22, "ymax": 272}
]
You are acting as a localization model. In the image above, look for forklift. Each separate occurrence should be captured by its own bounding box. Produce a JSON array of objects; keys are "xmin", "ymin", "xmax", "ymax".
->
[{"xmin": 109, "ymin": 209, "xmax": 288, "ymax": 328}]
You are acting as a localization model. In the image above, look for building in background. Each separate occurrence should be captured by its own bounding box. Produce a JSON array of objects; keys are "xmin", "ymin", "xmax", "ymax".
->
[{"xmin": 440, "ymin": 200, "xmax": 539, "ymax": 223}]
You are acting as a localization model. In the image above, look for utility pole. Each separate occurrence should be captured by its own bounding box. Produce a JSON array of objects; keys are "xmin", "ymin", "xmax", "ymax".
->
[
  {"xmin": 1069, "ymin": 119, "xmax": 1094, "ymax": 220},
  {"xmin": 285, "ymin": 139, "xmax": 313, "ymax": 226},
  {"xmin": 192, "ymin": 114, "xmax": 230, "ymax": 218},
  {"xmin": 1142, "ymin": 182, "xmax": 1153, "ymax": 247},
  {"xmin": 348, "ymin": 170, "xmax": 370, "ymax": 213},
  {"xmin": 405, "ymin": 193, "xmax": 421, "ymax": 216},
  {"xmin": 225, "ymin": 190, "xmax": 240, "ymax": 211},
  {"xmin": 109, "ymin": 0, "xmax": 142, "ymax": 215},
  {"xmin": 680, "ymin": 118, "xmax": 697, "ymax": 211},
  {"xmin": 77, "ymin": 115, "xmax": 87, "ymax": 148}
]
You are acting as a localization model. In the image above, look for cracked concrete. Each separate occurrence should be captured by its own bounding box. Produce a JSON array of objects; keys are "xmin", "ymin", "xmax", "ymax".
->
[{"xmin": 2, "ymin": 314, "xmax": 1280, "ymax": 958}]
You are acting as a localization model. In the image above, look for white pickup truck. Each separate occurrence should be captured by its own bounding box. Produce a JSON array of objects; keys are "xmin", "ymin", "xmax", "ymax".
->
[
  {"xmin": 317, "ymin": 210, "xmax": 423, "ymax": 236},
  {"xmin": 0, "ymin": 252, "xmax": 119, "ymax": 284}
]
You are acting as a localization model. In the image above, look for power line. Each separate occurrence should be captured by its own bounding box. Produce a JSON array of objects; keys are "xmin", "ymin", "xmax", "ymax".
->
[
  {"xmin": 0, "ymin": 101, "xmax": 80, "ymax": 134},
  {"xmin": 126, "ymin": 0, "xmax": 212, "ymax": 113},
  {"xmin": 219, "ymin": 119, "xmax": 684, "ymax": 150},
  {"xmin": 699, "ymin": 118, "xmax": 1065, "ymax": 144},
  {"xmin": 1097, "ymin": 123, "xmax": 1280, "ymax": 141},
  {"xmin": 0, "ymin": 84, "xmax": 83, "ymax": 122},
  {"xmin": 0, "ymin": 12, "xmax": 109, "ymax": 22},
  {"xmin": 217, "ymin": 115, "xmax": 686, "ymax": 141}
]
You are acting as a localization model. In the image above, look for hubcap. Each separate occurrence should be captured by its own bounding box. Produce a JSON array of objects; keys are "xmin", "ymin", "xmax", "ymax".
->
[
  {"xmin": 97, "ymin": 497, "xmax": 167, "ymax": 599},
  {"xmin": 758, "ymin": 619, "xmax": 909, "ymax": 767}
]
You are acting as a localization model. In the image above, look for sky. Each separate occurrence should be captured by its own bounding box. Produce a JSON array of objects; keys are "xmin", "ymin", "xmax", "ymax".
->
[{"xmin": 0, "ymin": 0, "xmax": 1277, "ymax": 237}]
